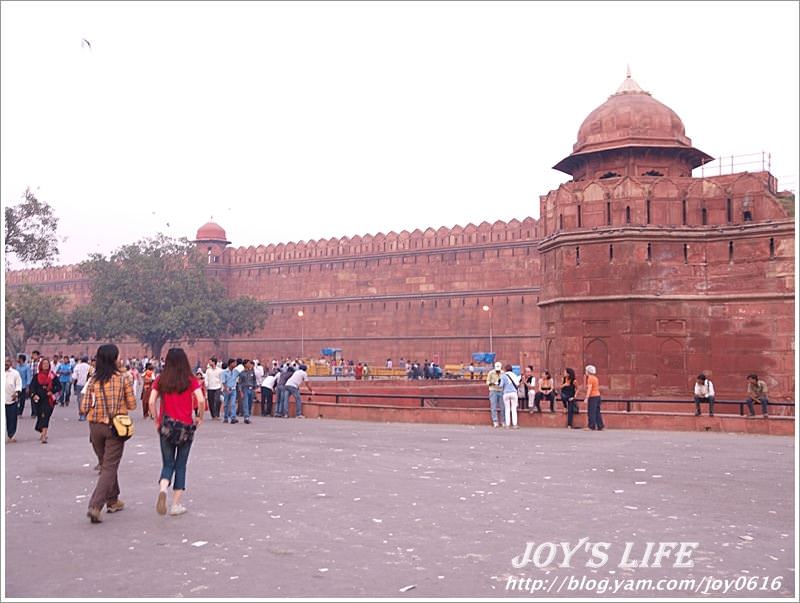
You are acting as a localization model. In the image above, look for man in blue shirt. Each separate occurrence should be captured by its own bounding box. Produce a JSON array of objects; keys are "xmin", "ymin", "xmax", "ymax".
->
[
  {"xmin": 221, "ymin": 359, "xmax": 240, "ymax": 424},
  {"xmin": 56, "ymin": 355, "xmax": 73, "ymax": 406},
  {"xmin": 15, "ymin": 354, "xmax": 31, "ymax": 417}
]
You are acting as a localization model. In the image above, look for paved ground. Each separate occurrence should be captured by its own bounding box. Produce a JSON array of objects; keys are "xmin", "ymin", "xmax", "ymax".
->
[{"xmin": 3, "ymin": 412, "xmax": 796, "ymax": 598}]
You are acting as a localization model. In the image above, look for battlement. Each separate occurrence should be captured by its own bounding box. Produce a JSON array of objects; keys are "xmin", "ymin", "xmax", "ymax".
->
[
  {"xmin": 5, "ymin": 262, "xmax": 86, "ymax": 285},
  {"xmin": 223, "ymin": 217, "xmax": 540, "ymax": 265}
]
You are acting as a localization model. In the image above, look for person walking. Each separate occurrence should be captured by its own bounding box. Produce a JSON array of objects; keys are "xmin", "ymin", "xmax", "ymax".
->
[
  {"xmin": 80, "ymin": 344, "xmax": 136, "ymax": 523},
  {"xmin": 30, "ymin": 358, "xmax": 62, "ymax": 444},
  {"xmin": 15, "ymin": 354, "xmax": 31, "ymax": 418},
  {"xmin": 204, "ymin": 357, "xmax": 224, "ymax": 420},
  {"xmin": 5, "ymin": 357, "xmax": 22, "ymax": 443},
  {"xmin": 73, "ymin": 356, "xmax": 91, "ymax": 421},
  {"xmin": 141, "ymin": 363, "xmax": 155, "ymax": 419},
  {"xmin": 56, "ymin": 356, "xmax": 73, "ymax": 406},
  {"xmin": 499, "ymin": 364, "xmax": 521, "ymax": 429},
  {"xmin": 148, "ymin": 348, "xmax": 205, "ymax": 516},
  {"xmin": 486, "ymin": 362, "xmax": 504, "ymax": 428},
  {"xmin": 581, "ymin": 365, "xmax": 604, "ymax": 431},
  {"xmin": 221, "ymin": 359, "xmax": 239, "ymax": 423},
  {"xmin": 237, "ymin": 360, "xmax": 257, "ymax": 424}
]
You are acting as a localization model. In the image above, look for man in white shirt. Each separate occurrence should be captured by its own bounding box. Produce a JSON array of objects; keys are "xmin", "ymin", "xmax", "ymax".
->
[
  {"xmin": 260, "ymin": 371, "xmax": 277, "ymax": 416},
  {"xmin": 284, "ymin": 364, "xmax": 313, "ymax": 418},
  {"xmin": 72, "ymin": 356, "xmax": 91, "ymax": 421},
  {"xmin": 5, "ymin": 357, "xmax": 22, "ymax": 442},
  {"xmin": 693, "ymin": 373, "xmax": 715, "ymax": 417},
  {"xmin": 205, "ymin": 356, "xmax": 224, "ymax": 420}
]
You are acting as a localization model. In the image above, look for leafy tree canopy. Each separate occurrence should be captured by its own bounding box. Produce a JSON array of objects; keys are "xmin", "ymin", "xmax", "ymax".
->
[
  {"xmin": 5, "ymin": 285, "xmax": 67, "ymax": 359},
  {"xmin": 72, "ymin": 234, "xmax": 266, "ymax": 358},
  {"xmin": 4, "ymin": 188, "xmax": 60, "ymax": 267}
]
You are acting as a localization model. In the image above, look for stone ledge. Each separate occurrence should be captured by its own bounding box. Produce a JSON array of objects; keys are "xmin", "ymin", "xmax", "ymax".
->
[{"xmin": 301, "ymin": 401, "xmax": 794, "ymax": 436}]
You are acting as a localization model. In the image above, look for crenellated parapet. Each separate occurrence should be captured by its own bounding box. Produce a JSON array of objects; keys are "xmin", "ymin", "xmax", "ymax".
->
[
  {"xmin": 5, "ymin": 262, "xmax": 87, "ymax": 286},
  {"xmin": 223, "ymin": 218, "xmax": 539, "ymax": 265}
]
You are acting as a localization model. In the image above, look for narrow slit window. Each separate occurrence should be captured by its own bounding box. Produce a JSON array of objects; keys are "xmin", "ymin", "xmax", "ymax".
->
[
  {"xmin": 646, "ymin": 199, "xmax": 651, "ymax": 224},
  {"xmin": 576, "ymin": 246, "xmax": 580, "ymax": 266},
  {"xmin": 701, "ymin": 208, "xmax": 708, "ymax": 225},
  {"xmin": 609, "ymin": 244, "xmax": 614, "ymax": 262},
  {"xmin": 577, "ymin": 205, "xmax": 582, "ymax": 228},
  {"xmin": 647, "ymin": 242, "xmax": 652, "ymax": 262},
  {"xmin": 606, "ymin": 202, "xmax": 612, "ymax": 225},
  {"xmin": 683, "ymin": 244, "xmax": 688, "ymax": 264},
  {"xmin": 726, "ymin": 198, "xmax": 733, "ymax": 223},
  {"xmin": 728, "ymin": 241, "xmax": 734, "ymax": 262},
  {"xmin": 769, "ymin": 237, "xmax": 775, "ymax": 258},
  {"xmin": 682, "ymin": 199, "xmax": 687, "ymax": 225},
  {"xmin": 625, "ymin": 206, "xmax": 631, "ymax": 224}
]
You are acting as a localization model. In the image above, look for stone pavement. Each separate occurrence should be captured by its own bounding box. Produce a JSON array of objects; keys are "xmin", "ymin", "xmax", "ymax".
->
[{"xmin": 3, "ymin": 412, "xmax": 796, "ymax": 598}]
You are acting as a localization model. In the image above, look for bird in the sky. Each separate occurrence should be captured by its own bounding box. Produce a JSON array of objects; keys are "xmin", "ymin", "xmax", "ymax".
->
[{"xmin": 81, "ymin": 38, "xmax": 92, "ymax": 50}]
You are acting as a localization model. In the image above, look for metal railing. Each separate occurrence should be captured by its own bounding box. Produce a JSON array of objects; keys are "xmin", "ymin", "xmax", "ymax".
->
[{"xmin": 309, "ymin": 392, "xmax": 795, "ymax": 416}]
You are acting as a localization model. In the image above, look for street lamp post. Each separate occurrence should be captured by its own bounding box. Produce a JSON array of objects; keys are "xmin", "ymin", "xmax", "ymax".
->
[
  {"xmin": 482, "ymin": 305, "xmax": 493, "ymax": 354},
  {"xmin": 297, "ymin": 310, "xmax": 305, "ymax": 359}
]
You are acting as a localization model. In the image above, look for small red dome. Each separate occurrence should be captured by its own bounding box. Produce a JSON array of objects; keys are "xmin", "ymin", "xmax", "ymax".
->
[
  {"xmin": 195, "ymin": 221, "xmax": 228, "ymax": 242},
  {"xmin": 553, "ymin": 74, "xmax": 712, "ymax": 176}
]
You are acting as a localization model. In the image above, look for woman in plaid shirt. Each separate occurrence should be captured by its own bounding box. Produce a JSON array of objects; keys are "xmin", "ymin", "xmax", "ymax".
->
[{"xmin": 80, "ymin": 344, "xmax": 136, "ymax": 524}]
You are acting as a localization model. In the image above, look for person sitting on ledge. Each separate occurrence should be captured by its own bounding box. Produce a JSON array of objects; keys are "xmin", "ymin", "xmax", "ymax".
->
[
  {"xmin": 745, "ymin": 373, "xmax": 769, "ymax": 418},
  {"xmin": 693, "ymin": 373, "xmax": 715, "ymax": 417}
]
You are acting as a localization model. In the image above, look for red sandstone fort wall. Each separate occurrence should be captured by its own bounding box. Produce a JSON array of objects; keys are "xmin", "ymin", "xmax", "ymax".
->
[{"xmin": 5, "ymin": 218, "xmax": 545, "ymax": 369}]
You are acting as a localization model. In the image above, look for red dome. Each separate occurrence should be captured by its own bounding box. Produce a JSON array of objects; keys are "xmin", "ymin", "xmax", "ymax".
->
[
  {"xmin": 574, "ymin": 88, "xmax": 689, "ymax": 155},
  {"xmin": 195, "ymin": 221, "xmax": 228, "ymax": 242},
  {"xmin": 553, "ymin": 74, "xmax": 711, "ymax": 175}
]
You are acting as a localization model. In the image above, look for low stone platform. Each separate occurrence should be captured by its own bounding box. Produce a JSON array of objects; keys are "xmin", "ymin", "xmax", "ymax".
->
[
  {"xmin": 303, "ymin": 401, "xmax": 795, "ymax": 436},
  {"xmin": 3, "ymin": 412, "xmax": 795, "ymax": 598}
]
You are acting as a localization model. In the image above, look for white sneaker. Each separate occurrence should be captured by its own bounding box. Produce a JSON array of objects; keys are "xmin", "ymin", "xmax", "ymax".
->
[{"xmin": 169, "ymin": 504, "xmax": 187, "ymax": 516}]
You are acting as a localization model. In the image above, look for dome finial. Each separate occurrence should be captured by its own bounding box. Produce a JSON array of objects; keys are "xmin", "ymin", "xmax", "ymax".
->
[{"xmin": 615, "ymin": 68, "xmax": 645, "ymax": 95}]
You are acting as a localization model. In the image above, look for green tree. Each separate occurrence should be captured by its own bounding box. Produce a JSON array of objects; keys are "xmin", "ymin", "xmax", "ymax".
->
[
  {"xmin": 4, "ymin": 188, "xmax": 60, "ymax": 267},
  {"xmin": 71, "ymin": 234, "xmax": 266, "ymax": 359},
  {"xmin": 4, "ymin": 285, "xmax": 67, "ymax": 358}
]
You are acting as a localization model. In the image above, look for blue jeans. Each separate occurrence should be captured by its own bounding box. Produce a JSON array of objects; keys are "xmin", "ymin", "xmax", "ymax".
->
[
  {"xmin": 587, "ymin": 396, "xmax": 604, "ymax": 430},
  {"xmin": 746, "ymin": 396, "xmax": 769, "ymax": 416},
  {"xmin": 286, "ymin": 385, "xmax": 302, "ymax": 416},
  {"xmin": 59, "ymin": 381, "xmax": 71, "ymax": 405},
  {"xmin": 694, "ymin": 395, "xmax": 715, "ymax": 415},
  {"xmin": 276, "ymin": 386, "xmax": 288, "ymax": 417},
  {"xmin": 159, "ymin": 434, "xmax": 193, "ymax": 490},
  {"xmin": 240, "ymin": 388, "xmax": 254, "ymax": 419},
  {"xmin": 223, "ymin": 390, "xmax": 237, "ymax": 420},
  {"xmin": 489, "ymin": 390, "xmax": 503, "ymax": 425}
]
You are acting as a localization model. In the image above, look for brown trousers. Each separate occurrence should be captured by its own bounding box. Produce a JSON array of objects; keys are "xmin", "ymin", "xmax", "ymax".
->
[{"xmin": 88, "ymin": 422, "xmax": 125, "ymax": 511}]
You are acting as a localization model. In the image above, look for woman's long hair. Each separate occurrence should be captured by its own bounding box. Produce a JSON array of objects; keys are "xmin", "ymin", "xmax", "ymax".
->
[
  {"xmin": 158, "ymin": 348, "xmax": 193, "ymax": 394},
  {"xmin": 564, "ymin": 367, "xmax": 576, "ymax": 386},
  {"xmin": 94, "ymin": 344, "xmax": 120, "ymax": 384}
]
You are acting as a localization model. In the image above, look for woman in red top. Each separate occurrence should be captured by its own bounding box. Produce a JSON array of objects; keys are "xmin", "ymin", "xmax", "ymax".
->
[{"xmin": 148, "ymin": 348, "xmax": 205, "ymax": 516}]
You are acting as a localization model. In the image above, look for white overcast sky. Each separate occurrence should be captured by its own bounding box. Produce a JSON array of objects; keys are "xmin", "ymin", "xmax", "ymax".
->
[{"xmin": 2, "ymin": 0, "xmax": 798, "ymax": 268}]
